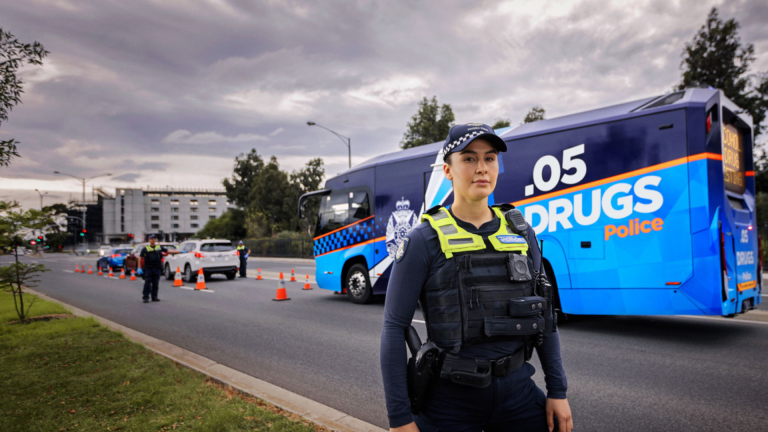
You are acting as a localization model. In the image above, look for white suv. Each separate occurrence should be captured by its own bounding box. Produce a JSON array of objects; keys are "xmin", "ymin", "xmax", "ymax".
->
[{"xmin": 163, "ymin": 239, "xmax": 239, "ymax": 282}]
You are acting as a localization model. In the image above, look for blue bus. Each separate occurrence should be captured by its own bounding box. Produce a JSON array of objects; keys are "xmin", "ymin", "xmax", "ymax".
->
[{"xmin": 299, "ymin": 88, "xmax": 761, "ymax": 316}]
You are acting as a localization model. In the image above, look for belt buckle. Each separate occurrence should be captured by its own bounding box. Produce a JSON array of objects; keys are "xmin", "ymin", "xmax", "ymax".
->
[{"xmin": 492, "ymin": 355, "xmax": 511, "ymax": 377}]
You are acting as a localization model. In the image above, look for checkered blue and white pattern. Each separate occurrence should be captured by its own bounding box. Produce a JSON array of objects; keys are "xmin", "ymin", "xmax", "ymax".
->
[
  {"xmin": 444, "ymin": 130, "xmax": 484, "ymax": 153},
  {"xmin": 313, "ymin": 218, "xmax": 374, "ymax": 257}
]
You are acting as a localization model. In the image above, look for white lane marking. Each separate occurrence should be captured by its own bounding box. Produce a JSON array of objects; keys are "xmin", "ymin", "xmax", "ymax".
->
[
  {"xmin": 199, "ymin": 289, "xmax": 215, "ymax": 293},
  {"xmin": 63, "ymin": 270, "xmax": 73, "ymax": 273},
  {"xmin": 679, "ymin": 314, "xmax": 768, "ymax": 326},
  {"xmin": 177, "ymin": 287, "xmax": 194, "ymax": 291}
]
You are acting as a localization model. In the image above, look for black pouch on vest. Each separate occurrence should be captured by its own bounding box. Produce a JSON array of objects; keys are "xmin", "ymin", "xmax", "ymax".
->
[
  {"xmin": 507, "ymin": 253, "xmax": 532, "ymax": 282},
  {"xmin": 484, "ymin": 315, "xmax": 545, "ymax": 337},
  {"xmin": 509, "ymin": 296, "xmax": 548, "ymax": 316},
  {"xmin": 439, "ymin": 354, "xmax": 493, "ymax": 389}
]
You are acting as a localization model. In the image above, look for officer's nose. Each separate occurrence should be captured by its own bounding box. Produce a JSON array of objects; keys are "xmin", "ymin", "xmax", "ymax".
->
[{"xmin": 476, "ymin": 159, "xmax": 488, "ymax": 173}]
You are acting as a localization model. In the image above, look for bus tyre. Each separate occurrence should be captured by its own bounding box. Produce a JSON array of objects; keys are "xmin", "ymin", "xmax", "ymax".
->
[
  {"xmin": 225, "ymin": 271, "xmax": 236, "ymax": 280},
  {"xmin": 164, "ymin": 264, "xmax": 173, "ymax": 281},
  {"xmin": 183, "ymin": 265, "xmax": 195, "ymax": 283},
  {"xmin": 346, "ymin": 263, "xmax": 372, "ymax": 304}
]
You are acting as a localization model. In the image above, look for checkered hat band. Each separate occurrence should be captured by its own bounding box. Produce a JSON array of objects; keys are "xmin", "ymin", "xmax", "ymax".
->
[{"xmin": 446, "ymin": 131, "xmax": 483, "ymax": 152}]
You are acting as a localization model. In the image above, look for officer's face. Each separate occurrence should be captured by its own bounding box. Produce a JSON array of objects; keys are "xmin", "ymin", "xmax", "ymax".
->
[
  {"xmin": 149, "ymin": 238, "xmax": 156, "ymax": 246},
  {"xmin": 444, "ymin": 139, "xmax": 499, "ymax": 201}
]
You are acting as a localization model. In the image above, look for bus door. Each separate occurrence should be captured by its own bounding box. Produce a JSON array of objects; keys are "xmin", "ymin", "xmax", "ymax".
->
[{"xmin": 720, "ymin": 105, "xmax": 758, "ymax": 311}]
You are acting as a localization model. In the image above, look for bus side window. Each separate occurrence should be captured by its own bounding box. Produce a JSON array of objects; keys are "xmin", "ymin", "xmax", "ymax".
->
[
  {"xmin": 316, "ymin": 193, "xmax": 349, "ymax": 237},
  {"xmin": 315, "ymin": 190, "xmax": 370, "ymax": 237},
  {"xmin": 349, "ymin": 191, "xmax": 370, "ymax": 222}
]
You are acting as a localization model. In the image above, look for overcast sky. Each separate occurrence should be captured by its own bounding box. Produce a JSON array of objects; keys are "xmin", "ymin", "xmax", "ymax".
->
[{"xmin": 2, "ymin": 0, "xmax": 767, "ymax": 210}]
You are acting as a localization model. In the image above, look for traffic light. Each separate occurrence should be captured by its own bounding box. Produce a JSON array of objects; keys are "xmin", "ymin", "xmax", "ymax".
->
[
  {"xmin": 29, "ymin": 240, "xmax": 37, "ymax": 245},
  {"xmin": 80, "ymin": 229, "xmax": 86, "ymax": 237},
  {"xmin": 37, "ymin": 235, "xmax": 43, "ymax": 240}
]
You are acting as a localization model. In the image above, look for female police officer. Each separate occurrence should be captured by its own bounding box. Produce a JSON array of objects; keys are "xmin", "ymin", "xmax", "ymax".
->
[{"xmin": 380, "ymin": 123, "xmax": 573, "ymax": 432}]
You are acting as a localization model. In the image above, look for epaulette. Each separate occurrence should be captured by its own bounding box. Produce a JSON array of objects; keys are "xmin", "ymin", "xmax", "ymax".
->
[
  {"xmin": 425, "ymin": 205, "xmax": 442, "ymax": 215},
  {"xmin": 491, "ymin": 203, "xmax": 516, "ymax": 211}
]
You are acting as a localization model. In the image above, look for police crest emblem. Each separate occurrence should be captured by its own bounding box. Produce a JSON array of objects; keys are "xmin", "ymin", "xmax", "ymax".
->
[{"xmin": 386, "ymin": 197, "xmax": 418, "ymax": 260}]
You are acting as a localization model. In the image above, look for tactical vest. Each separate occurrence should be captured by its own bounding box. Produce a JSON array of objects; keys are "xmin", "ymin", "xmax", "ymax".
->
[
  {"xmin": 144, "ymin": 245, "xmax": 163, "ymax": 268},
  {"xmin": 419, "ymin": 206, "xmax": 547, "ymax": 353}
]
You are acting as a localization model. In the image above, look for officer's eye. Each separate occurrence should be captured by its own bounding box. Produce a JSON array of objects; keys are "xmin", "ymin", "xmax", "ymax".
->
[
  {"xmin": 486, "ymin": 156, "xmax": 496, "ymax": 162},
  {"xmin": 464, "ymin": 156, "xmax": 475, "ymax": 162}
]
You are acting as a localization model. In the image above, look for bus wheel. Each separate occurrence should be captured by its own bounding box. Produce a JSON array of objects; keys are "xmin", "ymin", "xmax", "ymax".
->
[{"xmin": 346, "ymin": 263, "xmax": 372, "ymax": 304}]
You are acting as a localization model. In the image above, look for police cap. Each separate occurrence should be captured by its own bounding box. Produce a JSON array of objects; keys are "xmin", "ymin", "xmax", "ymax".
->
[{"xmin": 442, "ymin": 123, "xmax": 507, "ymax": 161}]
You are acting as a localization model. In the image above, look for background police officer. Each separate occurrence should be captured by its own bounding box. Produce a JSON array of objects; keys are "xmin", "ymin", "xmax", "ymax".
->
[
  {"xmin": 139, "ymin": 235, "xmax": 180, "ymax": 303},
  {"xmin": 237, "ymin": 240, "xmax": 249, "ymax": 278},
  {"xmin": 380, "ymin": 124, "xmax": 573, "ymax": 432}
]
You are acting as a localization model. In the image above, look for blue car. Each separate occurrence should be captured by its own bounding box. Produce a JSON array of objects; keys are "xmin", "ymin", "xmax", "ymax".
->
[{"xmin": 96, "ymin": 247, "xmax": 133, "ymax": 272}]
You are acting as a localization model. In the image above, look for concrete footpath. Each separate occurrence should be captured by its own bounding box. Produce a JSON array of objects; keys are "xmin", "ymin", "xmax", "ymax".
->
[{"xmin": 27, "ymin": 288, "xmax": 386, "ymax": 432}]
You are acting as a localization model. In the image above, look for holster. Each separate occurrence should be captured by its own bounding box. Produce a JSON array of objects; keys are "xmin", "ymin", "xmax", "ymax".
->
[{"xmin": 407, "ymin": 341, "xmax": 441, "ymax": 415}]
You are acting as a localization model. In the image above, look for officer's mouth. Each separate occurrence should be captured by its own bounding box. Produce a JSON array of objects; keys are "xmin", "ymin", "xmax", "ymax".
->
[{"xmin": 473, "ymin": 179, "xmax": 490, "ymax": 185}]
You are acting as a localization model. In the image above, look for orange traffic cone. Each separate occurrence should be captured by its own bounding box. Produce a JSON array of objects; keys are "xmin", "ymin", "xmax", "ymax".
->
[
  {"xmin": 173, "ymin": 267, "xmax": 183, "ymax": 287},
  {"xmin": 195, "ymin": 268, "xmax": 206, "ymax": 290},
  {"xmin": 303, "ymin": 274, "xmax": 312, "ymax": 290},
  {"xmin": 130, "ymin": 269, "xmax": 136, "ymax": 281},
  {"xmin": 88, "ymin": 265, "xmax": 94, "ymax": 275},
  {"xmin": 98, "ymin": 267, "xmax": 103, "ymax": 276},
  {"xmin": 279, "ymin": 271, "xmax": 284, "ymax": 280},
  {"xmin": 273, "ymin": 279, "xmax": 290, "ymax": 301},
  {"xmin": 119, "ymin": 268, "xmax": 126, "ymax": 279},
  {"xmin": 74, "ymin": 264, "xmax": 80, "ymax": 273},
  {"xmin": 108, "ymin": 267, "xmax": 114, "ymax": 277},
  {"xmin": 290, "ymin": 268, "xmax": 296, "ymax": 282},
  {"xmin": 256, "ymin": 268, "xmax": 262, "ymax": 280}
]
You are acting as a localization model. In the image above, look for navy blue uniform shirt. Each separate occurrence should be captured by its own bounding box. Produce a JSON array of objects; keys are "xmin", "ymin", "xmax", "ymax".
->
[{"xmin": 380, "ymin": 207, "xmax": 567, "ymax": 428}]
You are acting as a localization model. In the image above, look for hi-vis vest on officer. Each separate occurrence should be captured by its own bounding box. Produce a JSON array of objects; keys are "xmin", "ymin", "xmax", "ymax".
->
[
  {"xmin": 237, "ymin": 245, "xmax": 246, "ymax": 254},
  {"xmin": 406, "ymin": 204, "xmax": 556, "ymax": 408}
]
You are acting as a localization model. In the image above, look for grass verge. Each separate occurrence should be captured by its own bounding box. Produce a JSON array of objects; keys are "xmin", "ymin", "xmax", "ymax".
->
[{"xmin": 0, "ymin": 291, "xmax": 327, "ymax": 431}]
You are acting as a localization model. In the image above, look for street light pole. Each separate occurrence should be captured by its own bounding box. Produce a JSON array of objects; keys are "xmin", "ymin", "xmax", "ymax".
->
[
  {"xmin": 34, "ymin": 189, "xmax": 48, "ymax": 210},
  {"xmin": 54, "ymin": 171, "xmax": 111, "ymax": 248},
  {"xmin": 306, "ymin": 121, "xmax": 352, "ymax": 169}
]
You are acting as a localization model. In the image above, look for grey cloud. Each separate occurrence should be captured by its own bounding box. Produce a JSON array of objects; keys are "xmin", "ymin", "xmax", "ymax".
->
[
  {"xmin": 2, "ymin": 0, "xmax": 768, "ymax": 204},
  {"xmin": 111, "ymin": 173, "xmax": 141, "ymax": 182}
]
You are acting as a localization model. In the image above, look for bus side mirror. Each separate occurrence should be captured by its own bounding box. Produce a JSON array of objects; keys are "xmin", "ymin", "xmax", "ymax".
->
[{"xmin": 298, "ymin": 189, "xmax": 331, "ymax": 219}]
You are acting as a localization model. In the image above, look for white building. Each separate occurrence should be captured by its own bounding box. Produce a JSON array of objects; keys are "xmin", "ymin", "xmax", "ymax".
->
[{"xmin": 102, "ymin": 187, "xmax": 230, "ymax": 243}]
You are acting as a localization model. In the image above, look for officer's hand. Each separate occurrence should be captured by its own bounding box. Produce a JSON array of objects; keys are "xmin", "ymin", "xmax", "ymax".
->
[
  {"xmin": 546, "ymin": 398, "xmax": 573, "ymax": 432},
  {"xmin": 390, "ymin": 422, "xmax": 419, "ymax": 432}
]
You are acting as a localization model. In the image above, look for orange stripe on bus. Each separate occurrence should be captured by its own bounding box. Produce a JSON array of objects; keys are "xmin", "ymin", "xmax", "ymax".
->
[
  {"xmin": 746, "ymin": 171, "xmax": 755, "ymax": 176},
  {"xmin": 314, "ymin": 236, "xmax": 386, "ymax": 258},
  {"xmin": 313, "ymin": 215, "xmax": 375, "ymax": 241},
  {"xmin": 512, "ymin": 152, "xmax": 723, "ymax": 207}
]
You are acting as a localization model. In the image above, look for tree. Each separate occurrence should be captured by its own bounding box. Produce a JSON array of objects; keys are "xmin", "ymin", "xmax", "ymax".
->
[
  {"xmin": 678, "ymin": 8, "xmax": 767, "ymax": 137},
  {"xmin": 249, "ymin": 157, "xmax": 292, "ymax": 236},
  {"xmin": 223, "ymin": 149, "xmax": 265, "ymax": 209},
  {"xmin": 0, "ymin": 29, "xmax": 49, "ymax": 167},
  {"xmin": 0, "ymin": 201, "xmax": 52, "ymax": 321},
  {"xmin": 523, "ymin": 106, "xmax": 546, "ymax": 124},
  {"xmin": 401, "ymin": 96, "xmax": 455, "ymax": 149},
  {"xmin": 195, "ymin": 208, "xmax": 246, "ymax": 241},
  {"xmin": 491, "ymin": 119, "xmax": 511, "ymax": 129}
]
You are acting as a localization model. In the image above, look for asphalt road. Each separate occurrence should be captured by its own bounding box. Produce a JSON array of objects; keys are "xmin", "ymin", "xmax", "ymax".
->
[{"xmin": 5, "ymin": 253, "xmax": 768, "ymax": 431}]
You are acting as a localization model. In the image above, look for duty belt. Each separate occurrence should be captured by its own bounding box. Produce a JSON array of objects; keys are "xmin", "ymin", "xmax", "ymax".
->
[{"xmin": 438, "ymin": 349, "xmax": 526, "ymax": 389}]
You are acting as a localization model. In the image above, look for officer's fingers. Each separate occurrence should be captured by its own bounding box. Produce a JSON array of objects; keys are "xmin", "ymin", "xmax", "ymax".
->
[
  {"xmin": 546, "ymin": 405, "xmax": 554, "ymax": 432},
  {"xmin": 567, "ymin": 417, "xmax": 574, "ymax": 432},
  {"xmin": 557, "ymin": 411, "xmax": 572, "ymax": 432}
]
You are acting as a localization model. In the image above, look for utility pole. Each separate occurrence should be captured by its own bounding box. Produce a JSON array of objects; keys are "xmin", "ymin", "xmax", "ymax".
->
[
  {"xmin": 34, "ymin": 189, "xmax": 48, "ymax": 209},
  {"xmin": 307, "ymin": 121, "xmax": 352, "ymax": 169}
]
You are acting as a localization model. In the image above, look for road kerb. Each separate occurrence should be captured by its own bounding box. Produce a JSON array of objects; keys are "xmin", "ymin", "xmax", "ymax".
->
[{"xmin": 25, "ymin": 288, "xmax": 386, "ymax": 432}]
